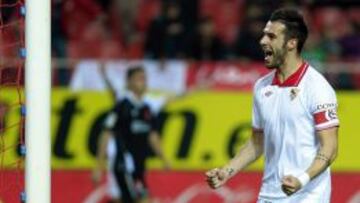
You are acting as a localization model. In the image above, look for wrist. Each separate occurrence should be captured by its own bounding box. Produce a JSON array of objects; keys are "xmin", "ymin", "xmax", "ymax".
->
[
  {"xmin": 296, "ymin": 172, "xmax": 310, "ymax": 187},
  {"xmin": 223, "ymin": 166, "xmax": 236, "ymax": 178}
]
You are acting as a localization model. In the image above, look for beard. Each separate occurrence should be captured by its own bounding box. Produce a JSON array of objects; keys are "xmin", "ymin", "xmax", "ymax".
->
[{"xmin": 265, "ymin": 43, "xmax": 287, "ymax": 69}]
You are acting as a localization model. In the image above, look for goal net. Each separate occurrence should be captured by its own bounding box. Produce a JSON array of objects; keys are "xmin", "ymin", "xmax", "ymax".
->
[{"xmin": 0, "ymin": 0, "xmax": 25, "ymax": 202}]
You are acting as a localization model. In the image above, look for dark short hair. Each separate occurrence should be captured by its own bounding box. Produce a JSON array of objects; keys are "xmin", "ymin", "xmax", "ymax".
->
[
  {"xmin": 270, "ymin": 8, "xmax": 308, "ymax": 53},
  {"xmin": 126, "ymin": 66, "xmax": 144, "ymax": 80}
]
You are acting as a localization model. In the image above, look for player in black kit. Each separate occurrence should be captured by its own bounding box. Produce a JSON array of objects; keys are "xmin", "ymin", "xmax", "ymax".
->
[{"xmin": 94, "ymin": 66, "xmax": 170, "ymax": 203}]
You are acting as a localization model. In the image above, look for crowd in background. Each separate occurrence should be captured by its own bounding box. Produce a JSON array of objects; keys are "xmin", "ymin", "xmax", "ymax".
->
[
  {"xmin": 51, "ymin": 0, "xmax": 360, "ymax": 61},
  {"xmin": 51, "ymin": 0, "xmax": 359, "ymax": 89}
]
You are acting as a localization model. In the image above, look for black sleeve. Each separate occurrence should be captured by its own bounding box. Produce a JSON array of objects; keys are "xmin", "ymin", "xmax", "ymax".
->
[{"xmin": 103, "ymin": 101, "xmax": 126, "ymax": 131}]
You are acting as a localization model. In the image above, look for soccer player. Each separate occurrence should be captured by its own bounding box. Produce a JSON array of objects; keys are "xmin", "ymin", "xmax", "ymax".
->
[
  {"xmin": 206, "ymin": 8, "xmax": 339, "ymax": 203},
  {"xmin": 94, "ymin": 66, "xmax": 170, "ymax": 203}
]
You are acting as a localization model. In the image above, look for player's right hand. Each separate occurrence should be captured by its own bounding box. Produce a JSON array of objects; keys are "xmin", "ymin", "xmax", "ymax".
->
[{"xmin": 205, "ymin": 168, "xmax": 229, "ymax": 189}]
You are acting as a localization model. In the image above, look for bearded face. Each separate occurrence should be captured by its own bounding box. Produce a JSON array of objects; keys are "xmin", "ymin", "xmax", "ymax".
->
[
  {"xmin": 260, "ymin": 21, "xmax": 289, "ymax": 69},
  {"xmin": 266, "ymin": 41, "xmax": 287, "ymax": 69}
]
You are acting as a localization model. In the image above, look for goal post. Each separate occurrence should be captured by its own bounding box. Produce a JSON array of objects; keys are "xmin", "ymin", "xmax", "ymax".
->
[{"xmin": 25, "ymin": 0, "xmax": 51, "ymax": 201}]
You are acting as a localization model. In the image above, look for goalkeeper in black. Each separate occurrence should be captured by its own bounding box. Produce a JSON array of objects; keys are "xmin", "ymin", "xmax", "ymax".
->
[{"xmin": 94, "ymin": 66, "xmax": 170, "ymax": 203}]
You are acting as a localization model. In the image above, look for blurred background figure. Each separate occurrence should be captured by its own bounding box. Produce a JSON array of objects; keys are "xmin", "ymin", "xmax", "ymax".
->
[
  {"xmin": 111, "ymin": 0, "xmax": 140, "ymax": 46},
  {"xmin": 185, "ymin": 17, "xmax": 226, "ymax": 61},
  {"xmin": 232, "ymin": 4, "xmax": 267, "ymax": 61},
  {"xmin": 144, "ymin": 1, "xmax": 186, "ymax": 59},
  {"xmin": 93, "ymin": 66, "xmax": 171, "ymax": 203}
]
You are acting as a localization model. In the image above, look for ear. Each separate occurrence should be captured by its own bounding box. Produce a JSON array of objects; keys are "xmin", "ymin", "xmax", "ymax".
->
[{"xmin": 287, "ymin": 39, "xmax": 297, "ymax": 51}]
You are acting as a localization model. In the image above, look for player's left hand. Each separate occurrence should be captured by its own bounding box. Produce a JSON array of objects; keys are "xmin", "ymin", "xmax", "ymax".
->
[
  {"xmin": 281, "ymin": 175, "xmax": 302, "ymax": 196},
  {"xmin": 91, "ymin": 168, "xmax": 103, "ymax": 186}
]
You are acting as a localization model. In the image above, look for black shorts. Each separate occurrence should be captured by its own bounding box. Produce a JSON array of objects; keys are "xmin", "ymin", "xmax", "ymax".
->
[{"xmin": 113, "ymin": 152, "xmax": 147, "ymax": 202}]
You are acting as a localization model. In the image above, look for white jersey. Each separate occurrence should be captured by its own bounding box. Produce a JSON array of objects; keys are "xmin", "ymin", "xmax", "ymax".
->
[{"xmin": 252, "ymin": 62, "xmax": 339, "ymax": 202}]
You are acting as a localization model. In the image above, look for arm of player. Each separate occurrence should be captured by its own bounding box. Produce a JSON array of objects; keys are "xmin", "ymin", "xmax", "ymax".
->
[
  {"xmin": 148, "ymin": 131, "xmax": 171, "ymax": 169},
  {"xmin": 281, "ymin": 127, "xmax": 338, "ymax": 195},
  {"xmin": 100, "ymin": 63, "xmax": 117, "ymax": 101},
  {"xmin": 307, "ymin": 127, "xmax": 339, "ymax": 176},
  {"xmin": 206, "ymin": 130, "xmax": 264, "ymax": 189},
  {"xmin": 92, "ymin": 130, "xmax": 111, "ymax": 185}
]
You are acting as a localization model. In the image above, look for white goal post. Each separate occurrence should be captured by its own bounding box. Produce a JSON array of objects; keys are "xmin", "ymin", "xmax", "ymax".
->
[{"xmin": 25, "ymin": 0, "xmax": 51, "ymax": 202}]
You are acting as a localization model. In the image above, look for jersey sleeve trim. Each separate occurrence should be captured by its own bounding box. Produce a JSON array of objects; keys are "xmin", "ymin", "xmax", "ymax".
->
[
  {"xmin": 315, "ymin": 120, "xmax": 339, "ymax": 131},
  {"xmin": 315, "ymin": 123, "xmax": 340, "ymax": 131}
]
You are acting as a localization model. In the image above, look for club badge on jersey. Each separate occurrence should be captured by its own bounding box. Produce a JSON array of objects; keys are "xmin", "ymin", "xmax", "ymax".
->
[{"xmin": 290, "ymin": 88, "xmax": 300, "ymax": 100}]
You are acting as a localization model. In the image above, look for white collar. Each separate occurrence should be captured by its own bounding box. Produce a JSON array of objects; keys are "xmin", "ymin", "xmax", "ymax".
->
[{"xmin": 125, "ymin": 91, "xmax": 145, "ymax": 107}]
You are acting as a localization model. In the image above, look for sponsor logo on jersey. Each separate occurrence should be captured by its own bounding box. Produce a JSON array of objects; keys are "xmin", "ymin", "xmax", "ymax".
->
[
  {"xmin": 316, "ymin": 103, "xmax": 337, "ymax": 111},
  {"xmin": 131, "ymin": 120, "xmax": 151, "ymax": 134}
]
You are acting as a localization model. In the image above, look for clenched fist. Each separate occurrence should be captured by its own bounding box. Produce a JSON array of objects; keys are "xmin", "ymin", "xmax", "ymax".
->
[
  {"xmin": 281, "ymin": 175, "xmax": 302, "ymax": 196},
  {"xmin": 205, "ymin": 167, "xmax": 233, "ymax": 189}
]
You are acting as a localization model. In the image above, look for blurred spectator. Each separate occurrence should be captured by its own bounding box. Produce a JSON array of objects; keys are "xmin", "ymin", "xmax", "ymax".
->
[
  {"xmin": 52, "ymin": 0, "xmax": 360, "ymax": 91},
  {"xmin": 302, "ymin": 8, "xmax": 340, "ymax": 68},
  {"xmin": 339, "ymin": 21, "xmax": 360, "ymax": 61},
  {"xmin": 75, "ymin": 19, "xmax": 108, "ymax": 58},
  {"xmin": 52, "ymin": 0, "xmax": 69, "ymax": 85},
  {"xmin": 52, "ymin": 0, "xmax": 67, "ymax": 59},
  {"xmin": 232, "ymin": 4, "xmax": 266, "ymax": 61},
  {"xmin": 336, "ymin": 19, "xmax": 360, "ymax": 89},
  {"xmin": 144, "ymin": 2, "xmax": 186, "ymax": 59},
  {"xmin": 177, "ymin": 0, "xmax": 199, "ymax": 35},
  {"xmin": 109, "ymin": 0, "xmax": 140, "ymax": 45},
  {"xmin": 186, "ymin": 17, "xmax": 226, "ymax": 60},
  {"xmin": 233, "ymin": 17, "xmax": 265, "ymax": 61},
  {"xmin": 317, "ymin": 25, "xmax": 342, "ymax": 63},
  {"xmin": 62, "ymin": 0, "xmax": 106, "ymax": 40},
  {"xmin": 312, "ymin": 7, "xmax": 349, "ymax": 62},
  {"xmin": 302, "ymin": 33, "xmax": 328, "ymax": 72},
  {"xmin": 303, "ymin": 30, "xmax": 344, "ymax": 64}
]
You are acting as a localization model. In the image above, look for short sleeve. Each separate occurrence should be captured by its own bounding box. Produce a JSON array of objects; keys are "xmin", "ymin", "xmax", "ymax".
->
[
  {"xmin": 104, "ymin": 112, "xmax": 117, "ymax": 129},
  {"xmin": 309, "ymin": 82, "xmax": 339, "ymax": 131},
  {"xmin": 252, "ymin": 84, "xmax": 263, "ymax": 132}
]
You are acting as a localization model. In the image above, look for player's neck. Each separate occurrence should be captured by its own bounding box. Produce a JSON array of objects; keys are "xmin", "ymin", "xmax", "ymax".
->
[
  {"xmin": 128, "ymin": 90, "xmax": 144, "ymax": 101},
  {"xmin": 277, "ymin": 54, "xmax": 303, "ymax": 83}
]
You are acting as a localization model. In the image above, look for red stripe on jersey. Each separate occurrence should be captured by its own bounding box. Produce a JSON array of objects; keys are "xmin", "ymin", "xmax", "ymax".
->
[
  {"xmin": 272, "ymin": 62, "xmax": 309, "ymax": 87},
  {"xmin": 314, "ymin": 111, "xmax": 328, "ymax": 124}
]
